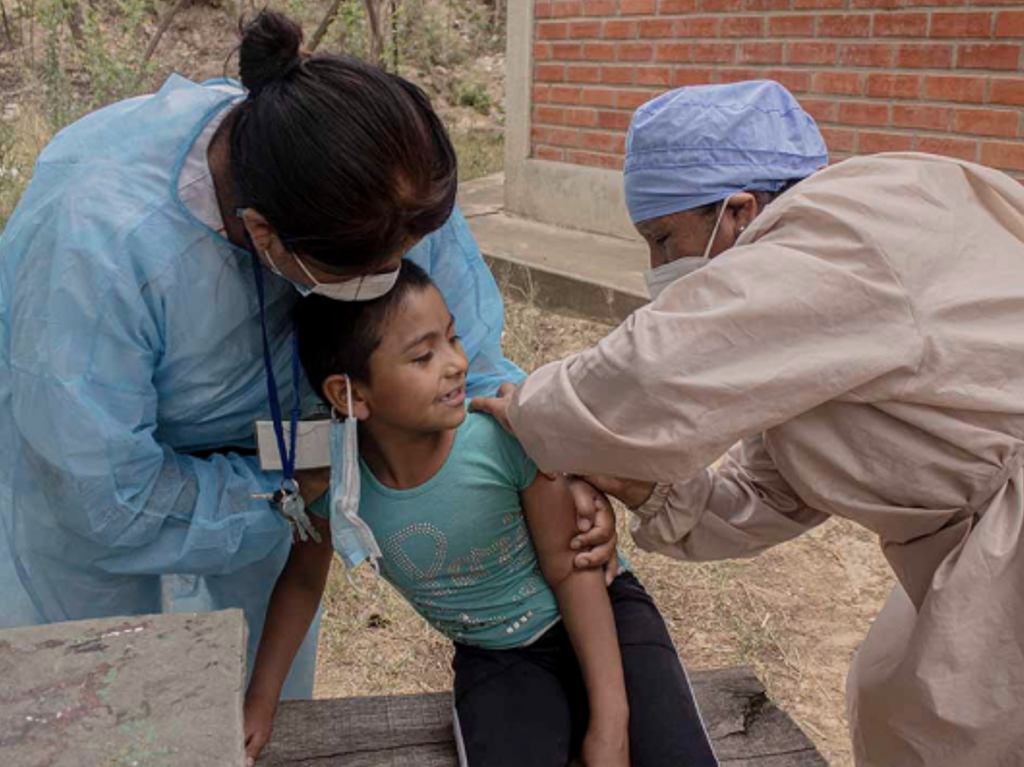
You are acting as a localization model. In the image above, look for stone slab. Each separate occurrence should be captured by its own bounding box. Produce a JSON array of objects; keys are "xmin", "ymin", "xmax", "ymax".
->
[
  {"xmin": 461, "ymin": 174, "xmax": 650, "ymax": 325},
  {"xmin": 0, "ymin": 610, "xmax": 247, "ymax": 767}
]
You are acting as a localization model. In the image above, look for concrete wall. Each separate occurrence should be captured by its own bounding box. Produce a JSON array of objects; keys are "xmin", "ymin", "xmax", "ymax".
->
[{"xmin": 504, "ymin": 0, "xmax": 1024, "ymax": 238}]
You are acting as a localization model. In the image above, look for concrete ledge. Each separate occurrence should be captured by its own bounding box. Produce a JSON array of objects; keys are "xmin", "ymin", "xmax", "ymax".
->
[{"xmin": 461, "ymin": 174, "xmax": 649, "ymax": 325}]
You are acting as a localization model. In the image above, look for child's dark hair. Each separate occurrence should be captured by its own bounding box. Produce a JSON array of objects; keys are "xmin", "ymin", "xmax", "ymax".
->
[
  {"xmin": 230, "ymin": 11, "xmax": 457, "ymax": 271},
  {"xmin": 296, "ymin": 260, "xmax": 435, "ymax": 400}
]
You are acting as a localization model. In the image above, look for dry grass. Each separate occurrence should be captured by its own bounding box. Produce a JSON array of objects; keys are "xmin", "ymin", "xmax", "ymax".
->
[{"xmin": 315, "ymin": 296, "xmax": 895, "ymax": 766}]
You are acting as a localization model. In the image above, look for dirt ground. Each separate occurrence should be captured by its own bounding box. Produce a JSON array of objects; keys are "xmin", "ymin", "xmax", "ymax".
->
[{"xmin": 316, "ymin": 299, "xmax": 896, "ymax": 767}]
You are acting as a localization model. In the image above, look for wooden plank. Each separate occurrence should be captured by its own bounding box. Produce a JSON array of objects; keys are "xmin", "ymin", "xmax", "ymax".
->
[
  {"xmin": 263, "ymin": 666, "xmax": 825, "ymax": 766},
  {"xmin": 0, "ymin": 610, "xmax": 247, "ymax": 767}
]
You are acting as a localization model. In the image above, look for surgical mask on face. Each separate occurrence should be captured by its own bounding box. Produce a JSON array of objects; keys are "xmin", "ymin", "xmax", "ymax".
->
[
  {"xmin": 328, "ymin": 378, "xmax": 381, "ymax": 572},
  {"xmin": 292, "ymin": 254, "xmax": 401, "ymax": 302},
  {"xmin": 643, "ymin": 198, "xmax": 729, "ymax": 301}
]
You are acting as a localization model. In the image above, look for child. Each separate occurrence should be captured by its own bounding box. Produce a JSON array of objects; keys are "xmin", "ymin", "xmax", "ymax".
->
[{"xmin": 243, "ymin": 261, "xmax": 717, "ymax": 767}]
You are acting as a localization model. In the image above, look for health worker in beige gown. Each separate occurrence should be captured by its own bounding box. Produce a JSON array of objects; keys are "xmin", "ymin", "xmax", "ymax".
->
[{"xmin": 473, "ymin": 80, "xmax": 1024, "ymax": 766}]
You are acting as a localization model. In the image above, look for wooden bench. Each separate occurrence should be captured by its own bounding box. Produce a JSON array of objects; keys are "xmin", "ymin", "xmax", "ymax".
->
[{"xmin": 262, "ymin": 666, "xmax": 826, "ymax": 766}]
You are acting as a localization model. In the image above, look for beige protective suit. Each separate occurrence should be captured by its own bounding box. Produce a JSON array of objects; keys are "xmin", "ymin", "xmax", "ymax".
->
[{"xmin": 508, "ymin": 153, "xmax": 1024, "ymax": 766}]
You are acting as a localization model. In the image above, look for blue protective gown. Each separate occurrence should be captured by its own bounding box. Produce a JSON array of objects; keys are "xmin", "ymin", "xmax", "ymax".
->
[{"xmin": 0, "ymin": 75, "xmax": 521, "ymax": 697}]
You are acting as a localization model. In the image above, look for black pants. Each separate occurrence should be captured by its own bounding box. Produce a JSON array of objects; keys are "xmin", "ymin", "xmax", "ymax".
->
[{"xmin": 452, "ymin": 572, "xmax": 718, "ymax": 766}]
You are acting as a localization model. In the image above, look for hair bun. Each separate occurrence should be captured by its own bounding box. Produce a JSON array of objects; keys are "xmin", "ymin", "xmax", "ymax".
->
[{"xmin": 238, "ymin": 10, "xmax": 304, "ymax": 95}]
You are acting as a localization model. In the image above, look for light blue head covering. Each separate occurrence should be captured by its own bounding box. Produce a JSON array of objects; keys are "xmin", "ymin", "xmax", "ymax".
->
[{"xmin": 623, "ymin": 80, "xmax": 828, "ymax": 224}]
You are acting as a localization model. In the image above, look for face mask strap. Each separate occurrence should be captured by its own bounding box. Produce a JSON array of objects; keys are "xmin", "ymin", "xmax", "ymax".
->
[
  {"xmin": 344, "ymin": 374, "xmax": 354, "ymax": 421},
  {"xmin": 702, "ymin": 198, "xmax": 730, "ymax": 261}
]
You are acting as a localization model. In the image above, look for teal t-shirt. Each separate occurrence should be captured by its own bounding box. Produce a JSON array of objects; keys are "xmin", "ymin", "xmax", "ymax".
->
[{"xmin": 354, "ymin": 413, "xmax": 560, "ymax": 649}]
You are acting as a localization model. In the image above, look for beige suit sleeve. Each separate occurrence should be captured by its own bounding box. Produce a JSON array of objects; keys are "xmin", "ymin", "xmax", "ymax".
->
[
  {"xmin": 507, "ymin": 192, "xmax": 924, "ymax": 481},
  {"xmin": 630, "ymin": 435, "xmax": 829, "ymax": 561}
]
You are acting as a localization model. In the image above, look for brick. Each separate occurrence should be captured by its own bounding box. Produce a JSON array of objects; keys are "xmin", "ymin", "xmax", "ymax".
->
[
  {"xmin": 569, "ymin": 21, "xmax": 603, "ymax": 38},
  {"xmin": 793, "ymin": 0, "xmax": 843, "ymax": 8},
  {"xmin": 621, "ymin": 0, "xmax": 657, "ymax": 12},
  {"xmin": 740, "ymin": 41, "xmax": 785, "ymax": 64},
  {"xmin": 930, "ymin": 12, "xmax": 992, "ymax": 39},
  {"xmin": 691, "ymin": 43, "xmax": 738, "ymax": 63},
  {"xmin": 801, "ymin": 97, "xmax": 839, "ymax": 122},
  {"xmin": 980, "ymin": 141, "xmax": 1024, "ymax": 171},
  {"xmin": 639, "ymin": 19, "xmax": 676, "ymax": 38},
  {"xmin": 676, "ymin": 16, "xmax": 720, "ymax": 37},
  {"xmin": 818, "ymin": 14, "xmax": 872, "ymax": 38},
  {"xmin": 536, "ymin": 64, "xmax": 566, "ymax": 82},
  {"xmin": 552, "ymin": 42, "xmax": 584, "ymax": 60},
  {"xmin": 990, "ymin": 77, "xmax": 1024, "ymax": 107},
  {"xmin": 580, "ymin": 130, "xmax": 625, "ymax": 154},
  {"xmin": 534, "ymin": 105, "xmax": 566, "ymax": 125},
  {"xmin": 550, "ymin": 1, "xmax": 582, "ymax": 17},
  {"xmin": 565, "ymin": 108, "xmax": 599, "ymax": 127},
  {"xmin": 995, "ymin": 11, "xmax": 1024, "ymax": 38},
  {"xmin": 718, "ymin": 67, "xmax": 764, "ymax": 83},
  {"xmin": 672, "ymin": 67, "xmax": 716, "ymax": 86},
  {"xmin": 769, "ymin": 14, "xmax": 816, "ymax": 36},
  {"xmin": 567, "ymin": 150, "xmax": 622, "ymax": 170},
  {"xmin": 532, "ymin": 125, "xmax": 580, "ymax": 147},
  {"xmin": 958, "ymin": 44, "xmax": 1022, "ymax": 71},
  {"xmin": 533, "ymin": 84, "xmax": 552, "ymax": 103},
  {"xmin": 812, "ymin": 71, "xmax": 863, "ymax": 96},
  {"xmin": 700, "ymin": 0, "xmax": 747, "ymax": 11},
  {"xmin": 915, "ymin": 136, "xmax": 977, "ymax": 162},
  {"xmin": 566, "ymin": 65, "xmax": 602, "ymax": 83},
  {"xmin": 858, "ymin": 131, "xmax": 914, "ymax": 153},
  {"xmin": 891, "ymin": 104, "xmax": 950, "ymax": 130},
  {"xmin": 582, "ymin": 88, "xmax": 618, "ymax": 108},
  {"xmin": 617, "ymin": 89, "xmax": 661, "ymax": 109},
  {"xmin": 602, "ymin": 65, "xmax": 636, "ymax": 84},
  {"xmin": 583, "ymin": 42, "xmax": 616, "ymax": 59},
  {"xmin": 582, "ymin": 0, "xmax": 616, "ymax": 13},
  {"xmin": 838, "ymin": 101, "xmax": 890, "ymax": 127},
  {"xmin": 897, "ymin": 43, "xmax": 954, "ymax": 69},
  {"xmin": 597, "ymin": 109, "xmax": 632, "ymax": 130},
  {"xmin": 604, "ymin": 20, "xmax": 639, "ymax": 39},
  {"xmin": 820, "ymin": 126, "xmax": 856, "ymax": 152},
  {"xmin": 953, "ymin": 108, "xmax": 1019, "ymax": 138},
  {"xmin": 722, "ymin": 16, "xmax": 766, "ymax": 37},
  {"xmin": 659, "ymin": 0, "xmax": 698, "ymax": 10},
  {"xmin": 765, "ymin": 68, "xmax": 812, "ymax": 92},
  {"xmin": 634, "ymin": 66, "xmax": 673, "ymax": 85},
  {"xmin": 534, "ymin": 43, "xmax": 553, "ymax": 61},
  {"xmin": 549, "ymin": 85, "xmax": 584, "ymax": 104},
  {"xmin": 538, "ymin": 22, "xmax": 571, "ymax": 41},
  {"xmin": 872, "ymin": 13, "xmax": 928, "ymax": 37},
  {"xmin": 534, "ymin": 145, "xmax": 564, "ymax": 161},
  {"xmin": 535, "ymin": 1, "xmax": 553, "ymax": 19},
  {"xmin": 655, "ymin": 43, "xmax": 691, "ymax": 62},
  {"xmin": 924, "ymin": 75, "xmax": 985, "ymax": 104},
  {"xmin": 787, "ymin": 41, "xmax": 839, "ymax": 65},
  {"xmin": 866, "ymin": 73, "xmax": 921, "ymax": 99},
  {"xmin": 744, "ymin": 0, "xmax": 792, "ymax": 10},
  {"xmin": 618, "ymin": 42, "xmax": 654, "ymax": 61},
  {"xmin": 839, "ymin": 43, "xmax": 895, "ymax": 68}
]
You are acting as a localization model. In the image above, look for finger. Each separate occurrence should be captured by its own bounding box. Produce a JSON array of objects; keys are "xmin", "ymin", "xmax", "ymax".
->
[
  {"xmin": 568, "ymin": 480, "xmax": 597, "ymax": 531},
  {"xmin": 604, "ymin": 555, "xmax": 621, "ymax": 586},
  {"xmin": 496, "ymin": 382, "xmax": 517, "ymax": 398},
  {"xmin": 581, "ymin": 474, "xmax": 619, "ymax": 496},
  {"xmin": 574, "ymin": 537, "xmax": 616, "ymax": 570},
  {"xmin": 468, "ymin": 396, "xmax": 496, "ymax": 414}
]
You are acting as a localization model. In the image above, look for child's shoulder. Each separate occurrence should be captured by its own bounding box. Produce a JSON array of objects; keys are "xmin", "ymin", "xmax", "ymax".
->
[{"xmin": 457, "ymin": 411, "xmax": 537, "ymax": 491}]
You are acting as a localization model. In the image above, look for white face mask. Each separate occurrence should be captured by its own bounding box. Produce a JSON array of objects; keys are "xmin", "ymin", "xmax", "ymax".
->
[
  {"xmin": 292, "ymin": 254, "xmax": 401, "ymax": 302},
  {"xmin": 643, "ymin": 199, "xmax": 729, "ymax": 301},
  {"xmin": 328, "ymin": 377, "xmax": 381, "ymax": 571}
]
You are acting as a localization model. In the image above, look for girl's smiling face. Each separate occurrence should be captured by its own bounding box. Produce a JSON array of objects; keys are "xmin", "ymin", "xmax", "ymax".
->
[{"xmin": 358, "ymin": 284, "xmax": 469, "ymax": 434}]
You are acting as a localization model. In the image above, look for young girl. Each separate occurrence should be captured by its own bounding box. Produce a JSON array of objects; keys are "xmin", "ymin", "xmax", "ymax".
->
[{"xmin": 243, "ymin": 261, "xmax": 717, "ymax": 767}]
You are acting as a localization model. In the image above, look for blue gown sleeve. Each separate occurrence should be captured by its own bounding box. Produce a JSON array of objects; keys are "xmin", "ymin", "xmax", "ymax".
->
[
  {"xmin": 406, "ymin": 206, "xmax": 524, "ymax": 397},
  {"xmin": 9, "ymin": 255, "xmax": 288, "ymax": 577}
]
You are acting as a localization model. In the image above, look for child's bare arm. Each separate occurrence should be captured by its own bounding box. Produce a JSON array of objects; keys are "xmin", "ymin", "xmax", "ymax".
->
[
  {"xmin": 521, "ymin": 475, "xmax": 629, "ymax": 767},
  {"xmin": 244, "ymin": 514, "xmax": 333, "ymax": 763}
]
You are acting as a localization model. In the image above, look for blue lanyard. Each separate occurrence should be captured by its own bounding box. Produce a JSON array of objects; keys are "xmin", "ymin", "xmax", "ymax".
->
[{"xmin": 252, "ymin": 257, "xmax": 301, "ymax": 487}]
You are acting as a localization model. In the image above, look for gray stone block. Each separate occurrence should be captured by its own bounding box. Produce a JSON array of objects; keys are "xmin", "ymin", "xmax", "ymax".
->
[{"xmin": 0, "ymin": 609, "xmax": 247, "ymax": 767}]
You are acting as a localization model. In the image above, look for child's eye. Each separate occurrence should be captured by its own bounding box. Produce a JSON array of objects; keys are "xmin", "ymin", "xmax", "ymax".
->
[
  {"xmin": 413, "ymin": 352, "xmax": 433, "ymax": 364},
  {"xmin": 450, "ymin": 334, "xmax": 462, "ymax": 346}
]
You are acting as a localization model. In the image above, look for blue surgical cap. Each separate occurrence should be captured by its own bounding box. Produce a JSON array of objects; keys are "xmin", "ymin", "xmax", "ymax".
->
[{"xmin": 623, "ymin": 80, "xmax": 828, "ymax": 224}]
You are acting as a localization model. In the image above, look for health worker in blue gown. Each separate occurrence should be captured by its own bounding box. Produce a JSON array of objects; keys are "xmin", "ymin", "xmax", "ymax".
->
[{"xmin": 0, "ymin": 11, "xmax": 532, "ymax": 697}]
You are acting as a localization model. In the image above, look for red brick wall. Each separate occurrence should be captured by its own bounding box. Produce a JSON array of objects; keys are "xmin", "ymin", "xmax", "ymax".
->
[{"xmin": 531, "ymin": 0, "xmax": 1024, "ymax": 178}]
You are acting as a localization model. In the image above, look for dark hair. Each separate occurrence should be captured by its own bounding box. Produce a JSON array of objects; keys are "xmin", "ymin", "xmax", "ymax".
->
[
  {"xmin": 230, "ymin": 11, "xmax": 457, "ymax": 271},
  {"xmin": 295, "ymin": 260, "xmax": 435, "ymax": 400}
]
